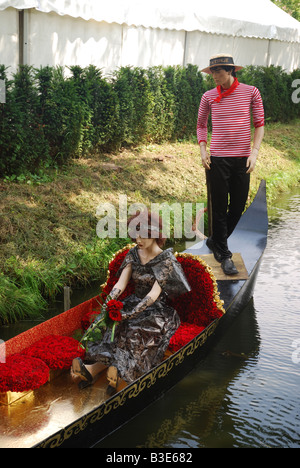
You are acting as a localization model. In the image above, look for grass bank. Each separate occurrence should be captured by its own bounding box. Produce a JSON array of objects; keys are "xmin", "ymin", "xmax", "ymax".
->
[{"xmin": 0, "ymin": 120, "xmax": 299, "ymax": 324}]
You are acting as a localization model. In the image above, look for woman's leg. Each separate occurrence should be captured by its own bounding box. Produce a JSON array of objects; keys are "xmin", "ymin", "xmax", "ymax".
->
[
  {"xmin": 85, "ymin": 362, "xmax": 107, "ymax": 378},
  {"xmin": 71, "ymin": 358, "xmax": 106, "ymax": 383}
]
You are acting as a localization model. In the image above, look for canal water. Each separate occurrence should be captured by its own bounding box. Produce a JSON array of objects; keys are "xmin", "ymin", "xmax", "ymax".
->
[
  {"xmin": 1, "ymin": 188, "xmax": 299, "ymax": 448},
  {"xmin": 95, "ymin": 187, "xmax": 300, "ymax": 449}
]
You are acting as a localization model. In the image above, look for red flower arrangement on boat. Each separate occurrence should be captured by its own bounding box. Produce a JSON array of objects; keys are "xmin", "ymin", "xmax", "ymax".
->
[
  {"xmin": 22, "ymin": 335, "xmax": 85, "ymax": 370},
  {"xmin": 169, "ymin": 323, "xmax": 205, "ymax": 353},
  {"xmin": 0, "ymin": 354, "xmax": 49, "ymax": 393},
  {"xmin": 168, "ymin": 255, "xmax": 224, "ymax": 328}
]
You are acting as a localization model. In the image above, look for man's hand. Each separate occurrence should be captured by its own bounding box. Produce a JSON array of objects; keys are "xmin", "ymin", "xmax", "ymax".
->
[
  {"xmin": 200, "ymin": 144, "xmax": 211, "ymax": 170},
  {"xmin": 246, "ymin": 149, "xmax": 258, "ymax": 173}
]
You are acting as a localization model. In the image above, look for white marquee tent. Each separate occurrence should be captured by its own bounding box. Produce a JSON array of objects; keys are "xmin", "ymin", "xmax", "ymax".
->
[{"xmin": 0, "ymin": 0, "xmax": 299, "ymax": 76}]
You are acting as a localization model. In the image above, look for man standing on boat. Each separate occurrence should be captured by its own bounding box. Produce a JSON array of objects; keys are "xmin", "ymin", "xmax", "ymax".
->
[{"xmin": 197, "ymin": 54, "xmax": 265, "ymax": 275}]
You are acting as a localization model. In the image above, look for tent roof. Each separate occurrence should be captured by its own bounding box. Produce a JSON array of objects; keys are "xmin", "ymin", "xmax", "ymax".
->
[{"xmin": 1, "ymin": 0, "xmax": 300, "ymax": 42}]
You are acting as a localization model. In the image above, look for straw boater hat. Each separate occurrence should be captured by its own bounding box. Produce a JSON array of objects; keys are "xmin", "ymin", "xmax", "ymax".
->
[{"xmin": 202, "ymin": 54, "xmax": 243, "ymax": 74}]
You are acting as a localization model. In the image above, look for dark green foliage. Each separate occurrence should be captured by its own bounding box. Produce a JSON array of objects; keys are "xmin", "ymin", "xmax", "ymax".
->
[
  {"xmin": 0, "ymin": 66, "xmax": 50, "ymax": 175},
  {"xmin": 0, "ymin": 64, "xmax": 299, "ymax": 177},
  {"xmin": 237, "ymin": 65, "xmax": 300, "ymax": 123},
  {"xmin": 36, "ymin": 66, "xmax": 84, "ymax": 164}
]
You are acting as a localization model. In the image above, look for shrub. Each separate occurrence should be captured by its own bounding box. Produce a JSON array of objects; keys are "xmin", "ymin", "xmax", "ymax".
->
[
  {"xmin": 36, "ymin": 66, "xmax": 84, "ymax": 164},
  {"xmin": 237, "ymin": 65, "xmax": 300, "ymax": 122},
  {"xmin": 0, "ymin": 66, "xmax": 49, "ymax": 176}
]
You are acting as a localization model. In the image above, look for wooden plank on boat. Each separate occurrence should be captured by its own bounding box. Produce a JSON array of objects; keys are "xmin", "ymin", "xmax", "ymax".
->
[{"xmin": 200, "ymin": 253, "xmax": 249, "ymax": 280}]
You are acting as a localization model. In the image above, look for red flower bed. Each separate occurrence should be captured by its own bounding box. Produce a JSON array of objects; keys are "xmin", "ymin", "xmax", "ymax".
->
[
  {"xmin": 0, "ymin": 354, "xmax": 49, "ymax": 393},
  {"xmin": 169, "ymin": 323, "xmax": 205, "ymax": 353},
  {"xmin": 22, "ymin": 335, "xmax": 85, "ymax": 370}
]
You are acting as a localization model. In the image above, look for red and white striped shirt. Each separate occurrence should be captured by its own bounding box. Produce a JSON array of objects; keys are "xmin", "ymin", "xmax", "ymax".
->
[{"xmin": 197, "ymin": 83, "xmax": 265, "ymax": 158}]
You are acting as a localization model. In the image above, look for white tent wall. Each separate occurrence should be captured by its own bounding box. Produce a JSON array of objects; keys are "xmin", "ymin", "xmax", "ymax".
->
[
  {"xmin": 121, "ymin": 26, "xmax": 186, "ymax": 70},
  {"xmin": 268, "ymin": 40, "xmax": 300, "ymax": 71},
  {"xmin": 0, "ymin": 7, "xmax": 19, "ymax": 74},
  {"xmin": 27, "ymin": 9, "xmax": 124, "ymax": 73},
  {"xmin": 186, "ymin": 34, "xmax": 300, "ymax": 71},
  {"xmin": 24, "ymin": 9, "xmax": 188, "ymax": 73},
  {"xmin": 0, "ymin": 1, "xmax": 299, "ymax": 77},
  {"xmin": 185, "ymin": 32, "xmax": 271, "ymax": 70}
]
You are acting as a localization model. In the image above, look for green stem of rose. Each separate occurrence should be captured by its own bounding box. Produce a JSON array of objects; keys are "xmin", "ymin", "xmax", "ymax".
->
[{"xmin": 111, "ymin": 322, "xmax": 118, "ymax": 342}]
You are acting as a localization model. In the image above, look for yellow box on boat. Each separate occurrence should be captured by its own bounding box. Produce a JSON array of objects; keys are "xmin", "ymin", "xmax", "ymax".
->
[{"xmin": 0, "ymin": 390, "xmax": 34, "ymax": 406}]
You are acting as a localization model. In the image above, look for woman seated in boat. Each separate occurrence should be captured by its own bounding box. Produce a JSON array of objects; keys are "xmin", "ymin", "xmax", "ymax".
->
[{"xmin": 71, "ymin": 210, "xmax": 191, "ymax": 392}]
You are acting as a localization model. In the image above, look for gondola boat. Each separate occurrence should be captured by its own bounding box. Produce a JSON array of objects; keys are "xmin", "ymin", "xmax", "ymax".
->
[{"xmin": 0, "ymin": 180, "xmax": 268, "ymax": 449}]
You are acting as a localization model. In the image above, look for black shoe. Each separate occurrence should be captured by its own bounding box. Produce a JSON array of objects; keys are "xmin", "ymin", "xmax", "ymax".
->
[
  {"xmin": 221, "ymin": 258, "xmax": 239, "ymax": 276},
  {"xmin": 206, "ymin": 237, "xmax": 222, "ymax": 263}
]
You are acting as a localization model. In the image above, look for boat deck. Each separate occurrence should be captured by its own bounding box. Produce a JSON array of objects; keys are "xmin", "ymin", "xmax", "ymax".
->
[{"xmin": 0, "ymin": 370, "xmax": 128, "ymax": 448}]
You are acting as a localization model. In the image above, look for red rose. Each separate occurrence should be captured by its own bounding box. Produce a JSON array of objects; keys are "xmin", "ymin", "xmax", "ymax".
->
[{"xmin": 106, "ymin": 300, "xmax": 123, "ymax": 322}]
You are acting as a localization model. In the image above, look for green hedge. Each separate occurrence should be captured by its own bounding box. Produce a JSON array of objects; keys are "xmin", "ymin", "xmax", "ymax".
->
[{"xmin": 0, "ymin": 64, "xmax": 299, "ymax": 177}]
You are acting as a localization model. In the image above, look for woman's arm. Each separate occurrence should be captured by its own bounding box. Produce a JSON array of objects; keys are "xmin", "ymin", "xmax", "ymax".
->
[
  {"xmin": 109, "ymin": 264, "xmax": 132, "ymax": 300},
  {"xmin": 124, "ymin": 281, "xmax": 162, "ymax": 320}
]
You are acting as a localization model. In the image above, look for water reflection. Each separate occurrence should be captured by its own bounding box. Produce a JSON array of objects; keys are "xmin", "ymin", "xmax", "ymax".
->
[{"xmin": 96, "ymin": 299, "xmax": 261, "ymax": 448}]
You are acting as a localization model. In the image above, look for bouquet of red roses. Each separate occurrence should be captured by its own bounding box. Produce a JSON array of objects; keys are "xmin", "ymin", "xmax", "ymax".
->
[{"xmin": 80, "ymin": 296, "xmax": 123, "ymax": 350}]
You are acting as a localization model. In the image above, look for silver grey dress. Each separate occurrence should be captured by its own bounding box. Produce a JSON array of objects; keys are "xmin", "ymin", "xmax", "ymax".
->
[{"xmin": 86, "ymin": 246, "xmax": 191, "ymax": 383}]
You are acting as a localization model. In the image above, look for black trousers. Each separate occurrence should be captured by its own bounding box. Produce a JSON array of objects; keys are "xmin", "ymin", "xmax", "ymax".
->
[{"xmin": 208, "ymin": 156, "xmax": 250, "ymax": 259}]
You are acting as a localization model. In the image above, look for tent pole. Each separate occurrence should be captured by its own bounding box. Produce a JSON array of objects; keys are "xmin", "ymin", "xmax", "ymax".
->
[
  {"xmin": 183, "ymin": 31, "xmax": 187, "ymax": 67},
  {"xmin": 18, "ymin": 10, "xmax": 28, "ymax": 66}
]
